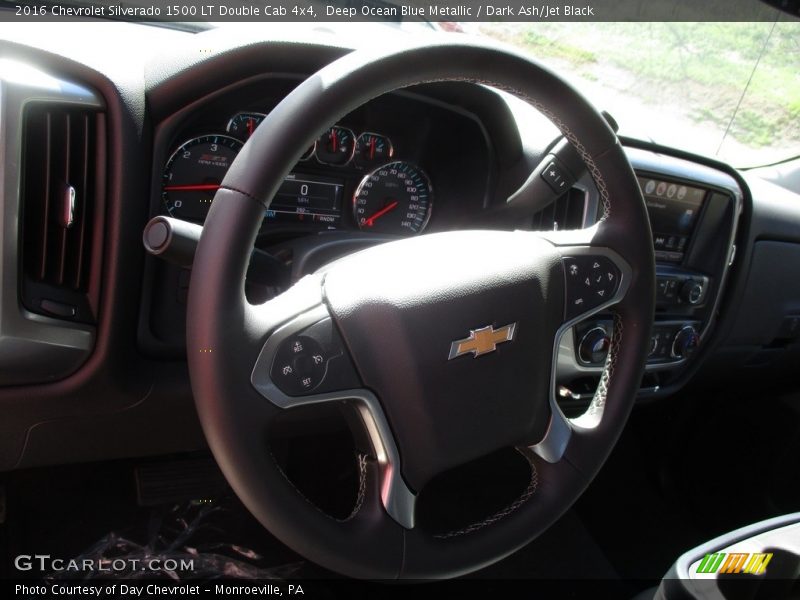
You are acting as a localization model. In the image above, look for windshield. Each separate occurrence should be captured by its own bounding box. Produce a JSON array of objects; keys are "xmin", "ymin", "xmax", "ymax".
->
[
  {"xmin": 470, "ymin": 21, "xmax": 800, "ymax": 168},
  {"xmin": 203, "ymin": 18, "xmax": 799, "ymax": 168},
  {"xmin": 4, "ymin": 1, "xmax": 797, "ymax": 168}
]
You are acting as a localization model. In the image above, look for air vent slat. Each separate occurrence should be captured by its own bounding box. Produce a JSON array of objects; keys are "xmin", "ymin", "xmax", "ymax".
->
[
  {"xmin": 533, "ymin": 208, "xmax": 543, "ymax": 230},
  {"xmin": 20, "ymin": 103, "xmax": 104, "ymax": 323},
  {"xmin": 70, "ymin": 113, "xmax": 91, "ymax": 290},
  {"xmin": 39, "ymin": 111, "xmax": 52, "ymax": 280},
  {"xmin": 565, "ymin": 187, "xmax": 586, "ymax": 229},
  {"xmin": 560, "ymin": 192, "xmax": 571, "ymax": 229},
  {"xmin": 543, "ymin": 201, "xmax": 555, "ymax": 230},
  {"xmin": 55, "ymin": 111, "xmax": 71, "ymax": 286},
  {"xmin": 531, "ymin": 186, "xmax": 587, "ymax": 232}
]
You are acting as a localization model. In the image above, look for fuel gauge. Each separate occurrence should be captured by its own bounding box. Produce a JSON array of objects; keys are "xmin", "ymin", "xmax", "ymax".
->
[
  {"xmin": 226, "ymin": 112, "xmax": 267, "ymax": 140},
  {"xmin": 315, "ymin": 125, "xmax": 355, "ymax": 166},
  {"xmin": 354, "ymin": 132, "xmax": 393, "ymax": 169}
]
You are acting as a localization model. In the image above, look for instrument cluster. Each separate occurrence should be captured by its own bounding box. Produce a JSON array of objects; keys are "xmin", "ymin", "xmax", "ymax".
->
[{"xmin": 161, "ymin": 111, "xmax": 433, "ymax": 237}]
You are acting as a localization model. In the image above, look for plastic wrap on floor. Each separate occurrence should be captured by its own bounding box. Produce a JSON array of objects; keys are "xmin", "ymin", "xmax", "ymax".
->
[{"xmin": 45, "ymin": 498, "xmax": 304, "ymax": 581}]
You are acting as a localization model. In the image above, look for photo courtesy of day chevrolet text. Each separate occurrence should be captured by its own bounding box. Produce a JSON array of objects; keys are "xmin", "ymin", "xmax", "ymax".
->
[{"xmin": 15, "ymin": 583, "xmax": 304, "ymax": 597}]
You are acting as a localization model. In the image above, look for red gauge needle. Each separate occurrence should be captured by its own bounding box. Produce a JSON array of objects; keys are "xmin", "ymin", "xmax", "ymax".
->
[
  {"xmin": 330, "ymin": 129, "xmax": 338, "ymax": 152},
  {"xmin": 364, "ymin": 200, "xmax": 399, "ymax": 227},
  {"xmin": 247, "ymin": 118, "xmax": 255, "ymax": 137},
  {"xmin": 163, "ymin": 184, "xmax": 221, "ymax": 191},
  {"xmin": 369, "ymin": 136, "xmax": 376, "ymax": 160}
]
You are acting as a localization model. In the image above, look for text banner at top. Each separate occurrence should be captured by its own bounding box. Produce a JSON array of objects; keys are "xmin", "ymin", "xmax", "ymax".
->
[{"xmin": 2, "ymin": 0, "xmax": 798, "ymax": 22}]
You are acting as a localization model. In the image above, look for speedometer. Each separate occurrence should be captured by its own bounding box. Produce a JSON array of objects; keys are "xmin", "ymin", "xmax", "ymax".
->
[{"xmin": 353, "ymin": 161, "xmax": 432, "ymax": 235}]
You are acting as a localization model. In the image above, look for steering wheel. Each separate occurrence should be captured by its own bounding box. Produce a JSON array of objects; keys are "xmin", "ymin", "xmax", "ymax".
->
[{"xmin": 186, "ymin": 40, "xmax": 655, "ymax": 579}]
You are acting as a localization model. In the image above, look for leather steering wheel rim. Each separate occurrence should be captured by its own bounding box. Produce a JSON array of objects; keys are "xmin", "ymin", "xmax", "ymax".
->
[{"xmin": 187, "ymin": 40, "xmax": 655, "ymax": 579}]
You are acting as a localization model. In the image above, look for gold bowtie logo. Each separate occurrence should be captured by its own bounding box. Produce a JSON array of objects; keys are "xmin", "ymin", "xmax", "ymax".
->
[{"xmin": 448, "ymin": 323, "xmax": 517, "ymax": 360}]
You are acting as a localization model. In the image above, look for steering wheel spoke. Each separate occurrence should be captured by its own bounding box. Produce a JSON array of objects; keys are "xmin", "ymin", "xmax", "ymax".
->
[
  {"xmin": 250, "ymin": 298, "xmax": 417, "ymax": 529},
  {"xmin": 527, "ymin": 238, "xmax": 632, "ymax": 463}
]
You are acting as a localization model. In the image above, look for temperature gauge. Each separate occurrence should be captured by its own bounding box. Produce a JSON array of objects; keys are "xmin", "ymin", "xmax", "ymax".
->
[
  {"xmin": 226, "ymin": 112, "xmax": 266, "ymax": 139},
  {"xmin": 354, "ymin": 132, "xmax": 393, "ymax": 169},
  {"xmin": 315, "ymin": 125, "xmax": 355, "ymax": 166}
]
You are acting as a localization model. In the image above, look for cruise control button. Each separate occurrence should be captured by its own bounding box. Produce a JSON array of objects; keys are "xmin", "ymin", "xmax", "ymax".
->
[
  {"xmin": 269, "ymin": 317, "xmax": 362, "ymax": 396},
  {"xmin": 272, "ymin": 334, "xmax": 327, "ymax": 395}
]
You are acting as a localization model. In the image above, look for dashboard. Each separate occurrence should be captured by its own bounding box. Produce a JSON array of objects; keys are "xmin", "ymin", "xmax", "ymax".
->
[
  {"xmin": 0, "ymin": 23, "xmax": 798, "ymax": 472},
  {"xmin": 146, "ymin": 69, "xmax": 743, "ymax": 408},
  {"xmin": 142, "ymin": 75, "xmax": 495, "ymax": 351},
  {"xmin": 164, "ymin": 121, "xmax": 429, "ymax": 234},
  {"xmin": 152, "ymin": 76, "xmax": 492, "ymax": 240}
]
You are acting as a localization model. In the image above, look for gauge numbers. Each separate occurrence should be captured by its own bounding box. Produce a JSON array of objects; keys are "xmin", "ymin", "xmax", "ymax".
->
[
  {"xmin": 162, "ymin": 135, "xmax": 242, "ymax": 222},
  {"xmin": 354, "ymin": 161, "xmax": 432, "ymax": 235}
]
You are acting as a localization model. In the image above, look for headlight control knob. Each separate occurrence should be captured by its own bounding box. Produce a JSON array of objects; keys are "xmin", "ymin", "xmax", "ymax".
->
[
  {"xmin": 578, "ymin": 327, "xmax": 610, "ymax": 364},
  {"xmin": 671, "ymin": 325, "xmax": 699, "ymax": 359},
  {"xmin": 680, "ymin": 280, "xmax": 704, "ymax": 305}
]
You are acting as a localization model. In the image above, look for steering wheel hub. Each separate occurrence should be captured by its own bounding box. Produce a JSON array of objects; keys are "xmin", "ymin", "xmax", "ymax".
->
[{"xmin": 323, "ymin": 231, "xmax": 563, "ymax": 491}]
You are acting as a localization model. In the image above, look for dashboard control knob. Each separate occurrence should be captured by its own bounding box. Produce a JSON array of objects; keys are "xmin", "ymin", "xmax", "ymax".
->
[
  {"xmin": 680, "ymin": 280, "xmax": 704, "ymax": 305},
  {"xmin": 578, "ymin": 327, "xmax": 610, "ymax": 364},
  {"xmin": 671, "ymin": 326, "xmax": 699, "ymax": 359}
]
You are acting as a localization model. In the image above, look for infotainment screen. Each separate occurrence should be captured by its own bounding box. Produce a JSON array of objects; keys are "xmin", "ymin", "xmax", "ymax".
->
[
  {"xmin": 265, "ymin": 173, "xmax": 343, "ymax": 227},
  {"xmin": 637, "ymin": 176, "xmax": 707, "ymax": 263}
]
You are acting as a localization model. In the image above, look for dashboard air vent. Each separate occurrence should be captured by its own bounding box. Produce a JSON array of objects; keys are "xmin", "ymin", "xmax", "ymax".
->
[
  {"xmin": 20, "ymin": 104, "xmax": 105, "ymax": 323},
  {"xmin": 532, "ymin": 186, "xmax": 586, "ymax": 231}
]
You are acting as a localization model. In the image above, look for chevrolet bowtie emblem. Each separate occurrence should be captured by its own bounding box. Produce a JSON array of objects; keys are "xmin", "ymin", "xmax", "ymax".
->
[{"xmin": 448, "ymin": 323, "xmax": 517, "ymax": 360}]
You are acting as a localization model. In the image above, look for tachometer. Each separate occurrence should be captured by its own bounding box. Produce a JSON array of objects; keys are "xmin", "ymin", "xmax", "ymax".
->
[
  {"xmin": 162, "ymin": 135, "xmax": 243, "ymax": 222},
  {"xmin": 353, "ymin": 161, "xmax": 432, "ymax": 235}
]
